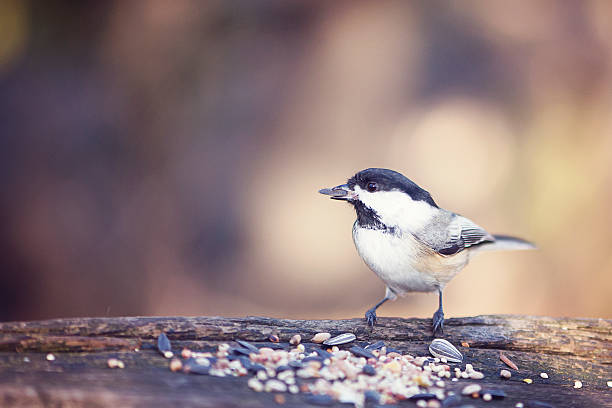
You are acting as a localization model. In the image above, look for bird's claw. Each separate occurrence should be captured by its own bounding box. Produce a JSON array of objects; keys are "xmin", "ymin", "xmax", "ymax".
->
[
  {"xmin": 432, "ymin": 309, "xmax": 444, "ymax": 336},
  {"xmin": 365, "ymin": 309, "xmax": 377, "ymax": 327}
]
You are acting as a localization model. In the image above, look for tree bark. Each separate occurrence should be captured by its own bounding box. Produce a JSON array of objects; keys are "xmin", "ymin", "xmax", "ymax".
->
[{"xmin": 0, "ymin": 315, "xmax": 610, "ymax": 407}]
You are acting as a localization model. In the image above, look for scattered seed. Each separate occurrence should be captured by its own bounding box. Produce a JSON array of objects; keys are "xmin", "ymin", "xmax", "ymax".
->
[
  {"xmin": 523, "ymin": 378, "xmax": 533, "ymax": 384},
  {"xmin": 169, "ymin": 358, "xmax": 182, "ymax": 372},
  {"xmin": 462, "ymin": 384, "xmax": 481, "ymax": 395},
  {"xmin": 314, "ymin": 348, "xmax": 332, "ymax": 359},
  {"xmin": 289, "ymin": 334, "xmax": 301, "ymax": 346},
  {"xmin": 607, "ymin": 381, "xmax": 612, "ymax": 387},
  {"xmin": 482, "ymin": 389, "xmax": 506, "ymax": 399},
  {"xmin": 500, "ymin": 369, "xmax": 512, "ymax": 379},
  {"xmin": 236, "ymin": 340, "xmax": 260, "ymax": 354},
  {"xmin": 268, "ymin": 334, "xmax": 280, "ymax": 343},
  {"xmin": 232, "ymin": 347, "xmax": 254, "ymax": 356},
  {"xmin": 483, "ymin": 393, "xmax": 492, "ymax": 401},
  {"xmin": 248, "ymin": 377, "xmax": 264, "ymax": 392},
  {"xmin": 429, "ymin": 339, "xmax": 463, "ymax": 363},
  {"xmin": 157, "ymin": 333, "xmax": 173, "ymax": 358},
  {"xmin": 23, "ymin": 357, "xmax": 30, "ymax": 363},
  {"xmin": 364, "ymin": 340, "xmax": 385, "ymax": 350},
  {"xmin": 574, "ymin": 380, "xmax": 582, "ymax": 389},
  {"xmin": 362, "ymin": 364, "xmax": 376, "ymax": 376},
  {"xmin": 274, "ymin": 394, "xmax": 286, "ymax": 404},
  {"xmin": 311, "ymin": 333, "xmax": 331, "ymax": 343},
  {"xmin": 540, "ymin": 372, "xmax": 548, "ymax": 379},
  {"xmin": 500, "ymin": 352, "xmax": 518, "ymax": 370},
  {"xmin": 469, "ymin": 371, "xmax": 484, "ymax": 380},
  {"xmin": 416, "ymin": 400, "xmax": 427, "ymax": 408},
  {"xmin": 461, "ymin": 342, "xmax": 470, "ymax": 347},
  {"xmin": 515, "ymin": 403, "xmax": 524, "ymax": 408},
  {"xmin": 322, "ymin": 332, "xmax": 356, "ymax": 346},
  {"xmin": 296, "ymin": 344, "xmax": 305, "ymax": 353},
  {"xmin": 265, "ymin": 379, "xmax": 287, "ymax": 393},
  {"xmin": 349, "ymin": 345, "xmax": 375, "ymax": 359},
  {"xmin": 181, "ymin": 348, "xmax": 192, "ymax": 359},
  {"xmin": 107, "ymin": 358, "xmax": 125, "ymax": 369},
  {"xmin": 409, "ymin": 393, "xmax": 437, "ymax": 400},
  {"xmin": 46, "ymin": 353, "xmax": 55, "ymax": 361}
]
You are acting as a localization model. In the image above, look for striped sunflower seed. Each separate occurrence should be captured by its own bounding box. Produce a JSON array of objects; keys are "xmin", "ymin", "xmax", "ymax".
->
[
  {"xmin": 429, "ymin": 338, "xmax": 462, "ymax": 363},
  {"xmin": 322, "ymin": 333, "xmax": 356, "ymax": 346}
]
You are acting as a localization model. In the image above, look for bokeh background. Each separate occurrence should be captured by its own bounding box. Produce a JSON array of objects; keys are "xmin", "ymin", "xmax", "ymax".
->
[{"xmin": 1, "ymin": 1, "xmax": 611, "ymax": 322}]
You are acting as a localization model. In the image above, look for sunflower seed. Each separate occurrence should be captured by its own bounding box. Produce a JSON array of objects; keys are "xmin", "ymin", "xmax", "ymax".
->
[
  {"xmin": 364, "ymin": 340, "xmax": 385, "ymax": 350},
  {"xmin": 482, "ymin": 389, "xmax": 506, "ymax": 399},
  {"xmin": 429, "ymin": 339, "xmax": 462, "ymax": 363},
  {"xmin": 290, "ymin": 334, "xmax": 302, "ymax": 345},
  {"xmin": 574, "ymin": 380, "xmax": 582, "ymax": 389},
  {"xmin": 315, "ymin": 348, "xmax": 332, "ymax": 359},
  {"xmin": 500, "ymin": 369, "xmax": 511, "ymax": 379},
  {"xmin": 409, "ymin": 393, "xmax": 437, "ymax": 400},
  {"xmin": 322, "ymin": 333, "xmax": 356, "ymax": 346},
  {"xmin": 349, "ymin": 345, "xmax": 375, "ymax": 359},
  {"xmin": 157, "ymin": 333, "xmax": 173, "ymax": 358},
  {"xmin": 236, "ymin": 340, "xmax": 260, "ymax": 354}
]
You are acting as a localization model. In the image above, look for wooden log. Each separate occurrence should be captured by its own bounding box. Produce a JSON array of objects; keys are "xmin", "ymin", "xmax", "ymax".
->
[{"xmin": 0, "ymin": 315, "xmax": 610, "ymax": 407}]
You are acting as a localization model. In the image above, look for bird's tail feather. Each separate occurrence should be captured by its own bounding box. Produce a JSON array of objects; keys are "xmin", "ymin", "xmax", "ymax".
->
[{"xmin": 478, "ymin": 234, "xmax": 536, "ymax": 252}]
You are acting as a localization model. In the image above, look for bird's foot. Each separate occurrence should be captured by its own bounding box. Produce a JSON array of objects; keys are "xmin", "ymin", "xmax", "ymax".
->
[
  {"xmin": 365, "ymin": 308, "xmax": 377, "ymax": 327},
  {"xmin": 432, "ymin": 309, "xmax": 444, "ymax": 336}
]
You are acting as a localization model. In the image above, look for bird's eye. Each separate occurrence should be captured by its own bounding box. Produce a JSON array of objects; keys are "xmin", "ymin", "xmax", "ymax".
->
[{"xmin": 367, "ymin": 182, "xmax": 378, "ymax": 192}]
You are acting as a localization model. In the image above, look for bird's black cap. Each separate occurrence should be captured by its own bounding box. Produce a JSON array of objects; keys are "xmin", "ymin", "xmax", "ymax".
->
[{"xmin": 347, "ymin": 168, "xmax": 438, "ymax": 207}]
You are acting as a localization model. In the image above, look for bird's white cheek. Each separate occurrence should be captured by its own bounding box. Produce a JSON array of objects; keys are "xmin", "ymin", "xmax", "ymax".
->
[{"xmin": 355, "ymin": 188, "xmax": 436, "ymax": 232}]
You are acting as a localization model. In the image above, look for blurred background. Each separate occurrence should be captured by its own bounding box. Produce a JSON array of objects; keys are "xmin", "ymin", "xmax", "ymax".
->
[{"xmin": 1, "ymin": 0, "xmax": 611, "ymax": 322}]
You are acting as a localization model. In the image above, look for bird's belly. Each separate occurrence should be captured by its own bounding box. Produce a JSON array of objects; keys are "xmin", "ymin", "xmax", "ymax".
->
[{"xmin": 352, "ymin": 225, "xmax": 466, "ymax": 294}]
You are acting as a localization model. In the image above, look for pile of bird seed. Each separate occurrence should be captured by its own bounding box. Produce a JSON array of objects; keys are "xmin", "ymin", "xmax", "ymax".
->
[{"xmin": 157, "ymin": 331, "xmax": 509, "ymax": 407}]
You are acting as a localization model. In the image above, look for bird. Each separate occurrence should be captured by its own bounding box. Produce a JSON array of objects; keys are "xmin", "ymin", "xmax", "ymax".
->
[{"xmin": 319, "ymin": 168, "xmax": 535, "ymax": 335}]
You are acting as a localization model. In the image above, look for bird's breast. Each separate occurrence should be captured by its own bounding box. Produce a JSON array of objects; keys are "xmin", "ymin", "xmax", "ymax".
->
[{"xmin": 352, "ymin": 223, "xmax": 467, "ymax": 294}]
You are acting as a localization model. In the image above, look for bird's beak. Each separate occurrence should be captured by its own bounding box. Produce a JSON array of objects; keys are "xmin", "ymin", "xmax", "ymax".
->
[{"xmin": 318, "ymin": 184, "xmax": 356, "ymax": 201}]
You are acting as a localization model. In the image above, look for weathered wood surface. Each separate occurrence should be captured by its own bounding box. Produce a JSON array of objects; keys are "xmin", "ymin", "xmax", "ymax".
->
[{"xmin": 0, "ymin": 315, "xmax": 610, "ymax": 407}]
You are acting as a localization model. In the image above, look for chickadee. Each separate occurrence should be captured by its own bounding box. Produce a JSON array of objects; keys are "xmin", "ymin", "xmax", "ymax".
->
[{"xmin": 319, "ymin": 168, "xmax": 534, "ymax": 335}]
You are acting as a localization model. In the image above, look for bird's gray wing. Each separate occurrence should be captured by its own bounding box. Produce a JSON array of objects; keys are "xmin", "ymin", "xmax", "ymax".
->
[{"xmin": 435, "ymin": 215, "xmax": 494, "ymax": 256}]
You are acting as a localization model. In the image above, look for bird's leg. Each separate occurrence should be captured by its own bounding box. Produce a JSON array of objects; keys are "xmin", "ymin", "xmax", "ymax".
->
[
  {"xmin": 432, "ymin": 289, "xmax": 444, "ymax": 336},
  {"xmin": 365, "ymin": 288, "xmax": 396, "ymax": 327},
  {"xmin": 365, "ymin": 298, "xmax": 388, "ymax": 327}
]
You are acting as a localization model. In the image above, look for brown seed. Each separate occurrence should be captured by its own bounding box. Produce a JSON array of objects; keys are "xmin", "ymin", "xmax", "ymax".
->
[
  {"xmin": 274, "ymin": 394, "xmax": 286, "ymax": 404},
  {"xmin": 500, "ymin": 369, "xmax": 511, "ymax": 379},
  {"xmin": 311, "ymin": 333, "xmax": 331, "ymax": 343},
  {"xmin": 169, "ymin": 358, "xmax": 182, "ymax": 372},
  {"xmin": 500, "ymin": 352, "xmax": 518, "ymax": 371},
  {"xmin": 461, "ymin": 342, "xmax": 470, "ymax": 348},
  {"xmin": 289, "ymin": 334, "xmax": 301, "ymax": 346},
  {"xmin": 269, "ymin": 334, "xmax": 280, "ymax": 343}
]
